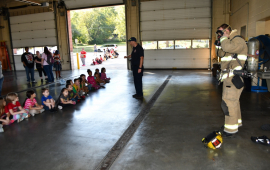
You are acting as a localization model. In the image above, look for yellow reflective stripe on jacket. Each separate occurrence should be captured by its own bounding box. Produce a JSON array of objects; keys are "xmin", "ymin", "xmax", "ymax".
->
[
  {"xmin": 234, "ymin": 66, "xmax": 242, "ymax": 70},
  {"xmin": 221, "ymin": 55, "xmax": 247, "ymax": 62},
  {"xmin": 220, "ymin": 56, "xmax": 232, "ymax": 61},
  {"xmin": 220, "ymin": 37, "xmax": 228, "ymax": 43},
  {"xmin": 238, "ymin": 119, "xmax": 242, "ymax": 124},
  {"xmin": 237, "ymin": 55, "xmax": 247, "ymax": 60},
  {"xmin": 224, "ymin": 124, "xmax": 238, "ymax": 130},
  {"xmin": 220, "ymin": 71, "xmax": 234, "ymax": 81}
]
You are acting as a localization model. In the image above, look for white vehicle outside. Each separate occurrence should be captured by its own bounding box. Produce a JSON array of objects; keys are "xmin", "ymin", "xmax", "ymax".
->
[{"xmin": 98, "ymin": 44, "xmax": 118, "ymax": 52}]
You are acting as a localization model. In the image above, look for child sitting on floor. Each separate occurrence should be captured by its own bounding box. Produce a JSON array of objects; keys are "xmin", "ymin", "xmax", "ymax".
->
[
  {"xmin": 73, "ymin": 78, "xmax": 85, "ymax": 100},
  {"xmin": 101, "ymin": 67, "xmax": 110, "ymax": 83},
  {"xmin": 80, "ymin": 74, "xmax": 91, "ymax": 93},
  {"xmin": 95, "ymin": 68, "xmax": 101, "ymax": 77},
  {"xmin": 41, "ymin": 88, "xmax": 62, "ymax": 112},
  {"xmin": 66, "ymin": 84, "xmax": 79, "ymax": 103},
  {"xmin": 5, "ymin": 92, "xmax": 28, "ymax": 123},
  {"xmin": 87, "ymin": 69, "xmax": 100, "ymax": 90},
  {"xmin": 94, "ymin": 72, "xmax": 106, "ymax": 87},
  {"xmin": 0, "ymin": 97, "xmax": 13, "ymax": 132},
  {"xmin": 92, "ymin": 59, "xmax": 97, "ymax": 65},
  {"xmin": 23, "ymin": 90, "xmax": 44, "ymax": 117},
  {"xmin": 57, "ymin": 88, "xmax": 76, "ymax": 107},
  {"xmin": 66, "ymin": 79, "xmax": 73, "ymax": 86}
]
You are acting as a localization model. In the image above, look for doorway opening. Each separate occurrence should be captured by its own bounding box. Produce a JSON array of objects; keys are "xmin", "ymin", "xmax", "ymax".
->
[{"xmin": 68, "ymin": 5, "xmax": 126, "ymax": 70}]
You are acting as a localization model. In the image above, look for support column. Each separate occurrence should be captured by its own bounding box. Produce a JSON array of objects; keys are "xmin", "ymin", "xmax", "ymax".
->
[
  {"xmin": 125, "ymin": 0, "xmax": 140, "ymax": 70},
  {"xmin": 55, "ymin": 5, "xmax": 71, "ymax": 70}
]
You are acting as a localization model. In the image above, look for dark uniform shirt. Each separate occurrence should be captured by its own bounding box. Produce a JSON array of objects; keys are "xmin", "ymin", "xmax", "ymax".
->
[{"xmin": 131, "ymin": 44, "xmax": 144, "ymax": 68}]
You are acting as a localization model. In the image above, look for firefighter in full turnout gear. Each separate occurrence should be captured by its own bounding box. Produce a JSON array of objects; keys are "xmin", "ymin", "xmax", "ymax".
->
[{"xmin": 215, "ymin": 24, "xmax": 248, "ymax": 137}]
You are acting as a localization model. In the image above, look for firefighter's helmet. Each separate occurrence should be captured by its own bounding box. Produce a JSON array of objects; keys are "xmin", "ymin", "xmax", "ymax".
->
[{"xmin": 202, "ymin": 131, "xmax": 223, "ymax": 149}]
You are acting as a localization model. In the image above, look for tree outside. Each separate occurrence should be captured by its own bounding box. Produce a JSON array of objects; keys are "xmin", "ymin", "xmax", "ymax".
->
[{"xmin": 70, "ymin": 5, "xmax": 126, "ymax": 53}]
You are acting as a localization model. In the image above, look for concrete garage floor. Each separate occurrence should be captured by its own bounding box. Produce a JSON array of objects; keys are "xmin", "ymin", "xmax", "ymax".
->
[{"xmin": 1, "ymin": 67, "xmax": 270, "ymax": 169}]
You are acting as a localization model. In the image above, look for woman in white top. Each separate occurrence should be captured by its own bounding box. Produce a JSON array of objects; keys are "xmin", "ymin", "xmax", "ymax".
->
[{"xmin": 41, "ymin": 47, "xmax": 54, "ymax": 83}]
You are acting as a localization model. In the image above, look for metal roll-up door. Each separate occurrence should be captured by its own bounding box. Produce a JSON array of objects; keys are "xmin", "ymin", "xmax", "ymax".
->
[
  {"xmin": 10, "ymin": 12, "xmax": 57, "ymax": 48},
  {"xmin": 140, "ymin": 0, "xmax": 211, "ymax": 69},
  {"xmin": 64, "ymin": 0, "xmax": 123, "ymax": 9}
]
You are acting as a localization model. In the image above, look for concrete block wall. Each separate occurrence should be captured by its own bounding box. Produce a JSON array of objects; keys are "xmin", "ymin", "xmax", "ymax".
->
[
  {"xmin": 211, "ymin": 0, "xmax": 230, "ymax": 60},
  {"xmin": 230, "ymin": 0, "xmax": 270, "ymax": 38}
]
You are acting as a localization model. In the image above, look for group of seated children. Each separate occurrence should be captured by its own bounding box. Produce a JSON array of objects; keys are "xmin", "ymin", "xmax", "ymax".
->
[
  {"xmin": 0, "ymin": 67, "xmax": 111, "ymax": 133},
  {"xmin": 92, "ymin": 55, "xmax": 106, "ymax": 65}
]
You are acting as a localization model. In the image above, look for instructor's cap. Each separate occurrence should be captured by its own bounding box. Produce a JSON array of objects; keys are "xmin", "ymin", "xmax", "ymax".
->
[{"xmin": 128, "ymin": 37, "xmax": 136, "ymax": 42}]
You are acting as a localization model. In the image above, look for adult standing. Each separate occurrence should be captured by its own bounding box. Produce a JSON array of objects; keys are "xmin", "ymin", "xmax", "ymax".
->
[
  {"xmin": 124, "ymin": 37, "xmax": 144, "ymax": 99},
  {"xmin": 215, "ymin": 24, "xmax": 247, "ymax": 137},
  {"xmin": 53, "ymin": 50, "xmax": 62, "ymax": 79},
  {"xmin": 41, "ymin": 47, "xmax": 54, "ymax": 83},
  {"xmin": 94, "ymin": 44, "xmax": 97, "ymax": 56},
  {"xmin": 21, "ymin": 47, "xmax": 36, "ymax": 83},
  {"xmin": 34, "ymin": 51, "xmax": 47, "ymax": 82},
  {"xmin": 80, "ymin": 48, "xmax": 86, "ymax": 66}
]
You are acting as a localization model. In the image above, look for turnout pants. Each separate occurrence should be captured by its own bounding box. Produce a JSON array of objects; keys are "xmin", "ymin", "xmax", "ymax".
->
[
  {"xmin": 222, "ymin": 77, "xmax": 243, "ymax": 134},
  {"xmin": 132, "ymin": 67, "xmax": 143, "ymax": 96}
]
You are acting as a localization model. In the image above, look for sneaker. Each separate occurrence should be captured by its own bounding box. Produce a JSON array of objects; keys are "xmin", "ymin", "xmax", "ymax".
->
[
  {"xmin": 32, "ymin": 81, "xmax": 36, "ymax": 83},
  {"xmin": 41, "ymin": 79, "xmax": 43, "ymax": 82},
  {"xmin": 40, "ymin": 109, "xmax": 45, "ymax": 113},
  {"xmin": 9, "ymin": 120, "xmax": 15, "ymax": 124},
  {"xmin": 59, "ymin": 76, "xmax": 62, "ymax": 78},
  {"xmin": 58, "ymin": 106, "xmax": 63, "ymax": 110},
  {"xmin": 0, "ymin": 125, "xmax": 4, "ymax": 133},
  {"xmin": 30, "ymin": 112, "xmax": 35, "ymax": 117}
]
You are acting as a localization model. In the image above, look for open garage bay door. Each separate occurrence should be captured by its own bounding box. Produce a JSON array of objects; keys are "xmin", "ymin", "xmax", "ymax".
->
[
  {"xmin": 64, "ymin": 0, "xmax": 123, "ymax": 9},
  {"xmin": 140, "ymin": 0, "xmax": 211, "ymax": 69},
  {"xmin": 10, "ymin": 12, "xmax": 57, "ymax": 48}
]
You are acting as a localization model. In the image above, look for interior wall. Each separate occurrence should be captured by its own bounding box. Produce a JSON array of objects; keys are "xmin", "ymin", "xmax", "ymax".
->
[
  {"xmin": 230, "ymin": 0, "xmax": 270, "ymax": 38},
  {"xmin": 0, "ymin": 4, "xmax": 71, "ymax": 71},
  {"xmin": 0, "ymin": 15, "xmax": 13, "ymax": 70},
  {"xmin": 211, "ymin": 0, "xmax": 229, "ymax": 60}
]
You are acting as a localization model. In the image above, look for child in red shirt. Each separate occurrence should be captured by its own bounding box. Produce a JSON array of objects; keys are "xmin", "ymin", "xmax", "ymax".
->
[{"xmin": 5, "ymin": 92, "xmax": 28, "ymax": 123}]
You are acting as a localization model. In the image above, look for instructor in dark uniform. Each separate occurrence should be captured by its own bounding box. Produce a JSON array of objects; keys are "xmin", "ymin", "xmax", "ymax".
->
[{"xmin": 124, "ymin": 37, "xmax": 144, "ymax": 99}]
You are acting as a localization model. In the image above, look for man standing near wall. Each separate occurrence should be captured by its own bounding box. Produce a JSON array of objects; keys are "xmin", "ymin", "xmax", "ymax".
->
[
  {"xmin": 80, "ymin": 48, "xmax": 86, "ymax": 66},
  {"xmin": 124, "ymin": 37, "xmax": 144, "ymax": 99},
  {"xmin": 21, "ymin": 47, "xmax": 35, "ymax": 83}
]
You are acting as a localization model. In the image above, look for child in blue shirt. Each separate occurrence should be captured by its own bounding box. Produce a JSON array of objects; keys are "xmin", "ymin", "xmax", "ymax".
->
[{"xmin": 41, "ymin": 88, "xmax": 62, "ymax": 112}]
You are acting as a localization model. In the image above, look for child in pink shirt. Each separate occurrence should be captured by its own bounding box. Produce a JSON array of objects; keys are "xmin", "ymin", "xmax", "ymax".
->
[
  {"xmin": 101, "ymin": 67, "xmax": 110, "ymax": 83},
  {"xmin": 87, "ymin": 69, "xmax": 100, "ymax": 90},
  {"xmin": 23, "ymin": 90, "xmax": 44, "ymax": 116}
]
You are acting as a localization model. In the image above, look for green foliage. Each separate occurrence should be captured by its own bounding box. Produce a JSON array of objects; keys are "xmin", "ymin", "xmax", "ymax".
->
[{"xmin": 71, "ymin": 6, "xmax": 126, "ymax": 45}]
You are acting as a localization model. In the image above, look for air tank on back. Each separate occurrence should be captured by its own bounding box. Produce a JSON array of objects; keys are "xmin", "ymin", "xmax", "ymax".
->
[{"xmin": 247, "ymin": 38, "xmax": 260, "ymax": 73}]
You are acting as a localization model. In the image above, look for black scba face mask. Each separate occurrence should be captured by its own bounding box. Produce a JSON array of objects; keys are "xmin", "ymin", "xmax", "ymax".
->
[
  {"xmin": 214, "ymin": 30, "xmax": 225, "ymax": 46},
  {"xmin": 214, "ymin": 25, "xmax": 230, "ymax": 46}
]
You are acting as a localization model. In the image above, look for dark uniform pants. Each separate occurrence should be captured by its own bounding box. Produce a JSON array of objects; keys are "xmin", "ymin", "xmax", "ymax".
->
[{"xmin": 132, "ymin": 67, "xmax": 143, "ymax": 96}]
